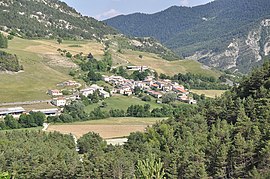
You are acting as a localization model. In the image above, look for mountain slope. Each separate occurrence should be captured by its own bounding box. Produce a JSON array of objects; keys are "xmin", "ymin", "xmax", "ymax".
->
[
  {"xmin": 105, "ymin": 0, "xmax": 270, "ymax": 73},
  {"xmin": 0, "ymin": 0, "xmax": 118, "ymax": 40},
  {"xmin": 0, "ymin": 0, "xmax": 180, "ymax": 61}
]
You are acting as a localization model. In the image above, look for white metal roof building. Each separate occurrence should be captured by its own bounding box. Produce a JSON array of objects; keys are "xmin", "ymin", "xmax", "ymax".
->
[{"xmin": 0, "ymin": 107, "xmax": 25, "ymax": 117}]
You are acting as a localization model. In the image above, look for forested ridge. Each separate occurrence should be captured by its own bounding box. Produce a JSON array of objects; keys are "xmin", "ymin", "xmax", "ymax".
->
[
  {"xmin": 1, "ymin": 61, "xmax": 270, "ymax": 178},
  {"xmin": 105, "ymin": 0, "xmax": 270, "ymax": 72},
  {"xmin": 105, "ymin": 0, "xmax": 270, "ymax": 55}
]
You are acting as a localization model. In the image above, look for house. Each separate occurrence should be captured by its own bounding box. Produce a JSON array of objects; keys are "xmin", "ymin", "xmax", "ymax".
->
[
  {"xmin": 117, "ymin": 86, "xmax": 132, "ymax": 95},
  {"xmin": 58, "ymin": 80, "xmax": 81, "ymax": 87},
  {"xmin": 48, "ymin": 89, "xmax": 63, "ymax": 96},
  {"xmin": 0, "ymin": 107, "xmax": 25, "ymax": 117},
  {"xmin": 51, "ymin": 98, "xmax": 67, "ymax": 107},
  {"xmin": 124, "ymin": 90, "xmax": 133, "ymax": 96},
  {"xmin": 151, "ymin": 83, "xmax": 159, "ymax": 89},
  {"xmin": 102, "ymin": 75, "xmax": 110, "ymax": 82},
  {"xmin": 80, "ymin": 85, "xmax": 104, "ymax": 97},
  {"xmin": 100, "ymin": 90, "xmax": 110, "ymax": 98},
  {"xmin": 148, "ymin": 90, "xmax": 163, "ymax": 98},
  {"xmin": 80, "ymin": 88, "xmax": 95, "ymax": 97},
  {"xmin": 189, "ymin": 99, "xmax": 197, "ymax": 105},
  {"xmin": 173, "ymin": 85, "xmax": 189, "ymax": 95},
  {"xmin": 178, "ymin": 96, "xmax": 197, "ymax": 105},
  {"xmin": 143, "ymin": 79, "xmax": 154, "ymax": 86},
  {"xmin": 127, "ymin": 66, "xmax": 148, "ymax": 71},
  {"xmin": 31, "ymin": 108, "xmax": 59, "ymax": 116},
  {"xmin": 155, "ymin": 81, "xmax": 166, "ymax": 89},
  {"xmin": 162, "ymin": 85, "xmax": 172, "ymax": 92}
]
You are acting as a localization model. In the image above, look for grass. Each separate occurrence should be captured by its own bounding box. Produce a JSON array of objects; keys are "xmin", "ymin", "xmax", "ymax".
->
[
  {"xmin": 0, "ymin": 37, "xmax": 104, "ymax": 103},
  {"xmin": 115, "ymin": 49, "xmax": 220, "ymax": 78},
  {"xmin": 0, "ymin": 126, "xmax": 43, "ymax": 132},
  {"xmin": 191, "ymin": 89, "xmax": 226, "ymax": 98},
  {"xmin": 54, "ymin": 117, "xmax": 165, "ymax": 125},
  {"xmin": 85, "ymin": 95, "xmax": 162, "ymax": 113}
]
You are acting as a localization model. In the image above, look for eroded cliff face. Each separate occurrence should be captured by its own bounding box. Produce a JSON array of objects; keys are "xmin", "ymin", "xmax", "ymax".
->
[{"xmin": 195, "ymin": 19, "xmax": 270, "ymax": 73}]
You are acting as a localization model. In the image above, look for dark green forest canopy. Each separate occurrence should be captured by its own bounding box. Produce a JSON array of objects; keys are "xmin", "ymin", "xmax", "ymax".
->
[
  {"xmin": 1, "ymin": 61, "xmax": 270, "ymax": 178},
  {"xmin": 105, "ymin": 0, "xmax": 270, "ymax": 56}
]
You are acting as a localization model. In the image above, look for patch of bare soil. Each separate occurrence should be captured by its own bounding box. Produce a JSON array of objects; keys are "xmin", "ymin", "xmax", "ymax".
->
[
  {"xmin": 43, "ymin": 54, "xmax": 78, "ymax": 68},
  {"xmin": 47, "ymin": 124, "xmax": 147, "ymax": 138}
]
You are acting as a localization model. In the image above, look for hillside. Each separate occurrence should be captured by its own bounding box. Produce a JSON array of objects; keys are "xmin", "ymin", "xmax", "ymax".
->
[
  {"xmin": 105, "ymin": 0, "xmax": 270, "ymax": 73},
  {"xmin": 0, "ymin": 36, "xmax": 219, "ymax": 103},
  {"xmin": 0, "ymin": 0, "xmax": 181, "ymax": 61},
  {"xmin": 1, "ymin": 61, "xmax": 270, "ymax": 178},
  {"xmin": 0, "ymin": 0, "xmax": 118, "ymax": 40}
]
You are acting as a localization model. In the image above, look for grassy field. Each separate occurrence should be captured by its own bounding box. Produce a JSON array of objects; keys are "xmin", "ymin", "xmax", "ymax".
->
[
  {"xmin": 0, "ymin": 37, "xmax": 105, "ymax": 103},
  {"xmin": 191, "ymin": 89, "xmax": 226, "ymax": 98},
  {"xmin": 47, "ymin": 117, "xmax": 165, "ymax": 138},
  {"xmin": 116, "ymin": 49, "xmax": 220, "ymax": 77},
  {"xmin": 85, "ymin": 95, "xmax": 162, "ymax": 113}
]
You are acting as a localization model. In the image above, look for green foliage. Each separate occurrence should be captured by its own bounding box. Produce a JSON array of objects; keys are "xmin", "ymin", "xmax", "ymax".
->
[
  {"xmin": 57, "ymin": 37, "xmax": 62, "ymax": 44},
  {"xmin": 172, "ymin": 72, "xmax": 230, "ymax": 90},
  {"xmin": 0, "ymin": 131, "xmax": 81, "ymax": 178},
  {"xmin": 162, "ymin": 92, "xmax": 177, "ymax": 104},
  {"xmin": 77, "ymin": 132, "xmax": 107, "ymax": 154},
  {"xmin": 65, "ymin": 52, "xmax": 72, "ymax": 58},
  {"xmin": 0, "ymin": 51, "xmax": 23, "ymax": 72},
  {"xmin": 0, "ymin": 172, "xmax": 10, "ymax": 179},
  {"xmin": 136, "ymin": 154, "xmax": 165, "ymax": 179},
  {"xmin": 0, "ymin": 33, "xmax": 8, "ymax": 48}
]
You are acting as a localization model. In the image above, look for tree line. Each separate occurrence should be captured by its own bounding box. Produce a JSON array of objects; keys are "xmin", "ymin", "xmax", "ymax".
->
[{"xmin": 0, "ymin": 112, "xmax": 46, "ymax": 130}]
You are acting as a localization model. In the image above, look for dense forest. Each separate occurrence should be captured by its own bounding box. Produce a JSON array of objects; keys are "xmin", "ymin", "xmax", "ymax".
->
[
  {"xmin": 1, "ymin": 60, "xmax": 270, "ymax": 178},
  {"xmin": 0, "ymin": 0, "xmax": 118, "ymax": 40},
  {"xmin": 105, "ymin": 0, "xmax": 270, "ymax": 72},
  {"xmin": 105, "ymin": 0, "xmax": 270, "ymax": 54}
]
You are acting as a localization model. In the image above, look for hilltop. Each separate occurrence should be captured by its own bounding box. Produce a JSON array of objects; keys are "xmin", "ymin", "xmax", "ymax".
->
[
  {"xmin": 105, "ymin": 0, "xmax": 270, "ymax": 73},
  {"xmin": 0, "ymin": 0, "xmax": 117, "ymax": 40}
]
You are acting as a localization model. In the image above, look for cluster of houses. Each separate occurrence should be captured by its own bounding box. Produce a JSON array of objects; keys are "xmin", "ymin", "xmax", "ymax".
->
[
  {"xmin": 48, "ymin": 82, "xmax": 111, "ymax": 107},
  {"xmin": 102, "ymin": 75, "xmax": 197, "ymax": 104},
  {"xmin": 0, "ymin": 76, "xmax": 197, "ymax": 118}
]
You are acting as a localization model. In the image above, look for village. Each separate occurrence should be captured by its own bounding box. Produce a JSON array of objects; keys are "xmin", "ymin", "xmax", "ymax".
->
[{"xmin": 0, "ymin": 66, "xmax": 197, "ymax": 118}]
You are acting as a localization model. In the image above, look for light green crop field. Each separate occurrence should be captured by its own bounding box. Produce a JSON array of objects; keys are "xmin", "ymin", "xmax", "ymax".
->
[{"xmin": 85, "ymin": 95, "xmax": 162, "ymax": 113}]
